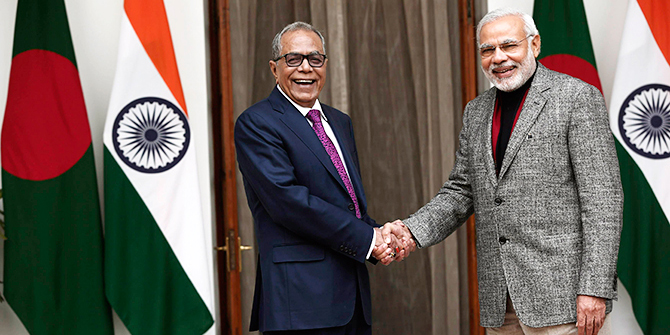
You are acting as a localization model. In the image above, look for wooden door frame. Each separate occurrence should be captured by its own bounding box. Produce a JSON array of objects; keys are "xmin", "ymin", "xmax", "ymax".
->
[
  {"xmin": 458, "ymin": 0, "xmax": 486, "ymax": 334},
  {"xmin": 209, "ymin": 0, "xmax": 243, "ymax": 334}
]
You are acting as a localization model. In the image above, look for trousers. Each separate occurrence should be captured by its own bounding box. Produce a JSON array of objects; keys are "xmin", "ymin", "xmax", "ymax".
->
[
  {"xmin": 263, "ymin": 288, "xmax": 370, "ymax": 335},
  {"xmin": 486, "ymin": 294, "xmax": 611, "ymax": 335}
]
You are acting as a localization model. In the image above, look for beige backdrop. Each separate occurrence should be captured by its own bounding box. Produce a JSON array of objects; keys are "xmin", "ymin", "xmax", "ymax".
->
[{"xmin": 229, "ymin": 1, "xmax": 474, "ymax": 334}]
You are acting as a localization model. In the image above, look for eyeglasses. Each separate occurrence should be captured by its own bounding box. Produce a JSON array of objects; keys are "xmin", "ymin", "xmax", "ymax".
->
[
  {"xmin": 479, "ymin": 35, "xmax": 534, "ymax": 58},
  {"xmin": 274, "ymin": 52, "xmax": 327, "ymax": 68}
]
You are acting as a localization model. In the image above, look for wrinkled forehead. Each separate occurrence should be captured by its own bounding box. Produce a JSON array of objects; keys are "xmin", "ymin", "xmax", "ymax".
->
[
  {"xmin": 479, "ymin": 16, "xmax": 526, "ymax": 46},
  {"xmin": 280, "ymin": 29, "xmax": 324, "ymax": 54}
]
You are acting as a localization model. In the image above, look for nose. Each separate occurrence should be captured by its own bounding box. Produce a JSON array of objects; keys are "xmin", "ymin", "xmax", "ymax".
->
[
  {"xmin": 491, "ymin": 47, "xmax": 508, "ymax": 64},
  {"xmin": 297, "ymin": 57, "xmax": 313, "ymax": 72}
]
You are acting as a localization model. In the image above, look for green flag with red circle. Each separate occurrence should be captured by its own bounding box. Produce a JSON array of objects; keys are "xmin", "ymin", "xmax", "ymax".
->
[
  {"xmin": 533, "ymin": 0, "xmax": 602, "ymax": 91},
  {"xmin": 1, "ymin": 0, "xmax": 113, "ymax": 333}
]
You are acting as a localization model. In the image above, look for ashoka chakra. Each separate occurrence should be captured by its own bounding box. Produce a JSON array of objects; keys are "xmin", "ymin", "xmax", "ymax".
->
[
  {"xmin": 112, "ymin": 97, "xmax": 190, "ymax": 173},
  {"xmin": 618, "ymin": 84, "xmax": 670, "ymax": 159}
]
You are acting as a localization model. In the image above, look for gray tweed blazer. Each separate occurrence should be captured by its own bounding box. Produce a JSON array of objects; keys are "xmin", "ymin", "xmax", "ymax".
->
[{"xmin": 404, "ymin": 64, "xmax": 623, "ymax": 328}]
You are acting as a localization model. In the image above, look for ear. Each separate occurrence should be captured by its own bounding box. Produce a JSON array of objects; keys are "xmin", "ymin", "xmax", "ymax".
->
[
  {"xmin": 269, "ymin": 60, "xmax": 279, "ymax": 83},
  {"xmin": 531, "ymin": 34, "xmax": 541, "ymax": 58}
]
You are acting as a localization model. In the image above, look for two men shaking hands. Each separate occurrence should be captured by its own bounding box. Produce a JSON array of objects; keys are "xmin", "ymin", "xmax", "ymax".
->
[{"xmin": 235, "ymin": 7, "xmax": 621, "ymax": 335}]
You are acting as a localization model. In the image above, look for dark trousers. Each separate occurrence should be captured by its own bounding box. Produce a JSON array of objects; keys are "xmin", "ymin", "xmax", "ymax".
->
[{"xmin": 263, "ymin": 289, "xmax": 371, "ymax": 335}]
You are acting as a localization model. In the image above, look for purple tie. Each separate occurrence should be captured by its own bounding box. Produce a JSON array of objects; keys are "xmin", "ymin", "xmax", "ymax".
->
[{"xmin": 307, "ymin": 109, "xmax": 361, "ymax": 218}]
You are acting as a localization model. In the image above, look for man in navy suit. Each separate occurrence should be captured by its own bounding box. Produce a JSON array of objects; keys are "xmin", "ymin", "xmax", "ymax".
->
[{"xmin": 234, "ymin": 22, "xmax": 413, "ymax": 335}]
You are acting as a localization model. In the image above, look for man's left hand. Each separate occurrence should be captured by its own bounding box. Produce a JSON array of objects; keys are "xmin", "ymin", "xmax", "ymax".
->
[{"xmin": 576, "ymin": 295, "xmax": 606, "ymax": 335}]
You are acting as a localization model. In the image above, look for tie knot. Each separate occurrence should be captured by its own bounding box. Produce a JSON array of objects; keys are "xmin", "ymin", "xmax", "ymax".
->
[{"xmin": 307, "ymin": 109, "xmax": 321, "ymax": 124}]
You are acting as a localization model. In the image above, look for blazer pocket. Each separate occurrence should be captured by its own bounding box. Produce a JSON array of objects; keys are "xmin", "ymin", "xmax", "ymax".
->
[
  {"xmin": 272, "ymin": 244, "xmax": 326, "ymax": 263},
  {"xmin": 518, "ymin": 132, "xmax": 561, "ymax": 183}
]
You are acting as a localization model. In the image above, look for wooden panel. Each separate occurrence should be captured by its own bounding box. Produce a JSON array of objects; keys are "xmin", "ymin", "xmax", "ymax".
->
[
  {"xmin": 209, "ymin": 0, "xmax": 242, "ymax": 334},
  {"xmin": 458, "ymin": 0, "xmax": 485, "ymax": 334}
]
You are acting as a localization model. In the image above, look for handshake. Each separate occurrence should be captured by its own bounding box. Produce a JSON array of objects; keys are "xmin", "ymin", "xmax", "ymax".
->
[{"xmin": 371, "ymin": 220, "xmax": 417, "ymax": 265}]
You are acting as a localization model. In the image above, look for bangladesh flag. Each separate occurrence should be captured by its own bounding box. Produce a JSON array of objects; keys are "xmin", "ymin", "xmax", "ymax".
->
[
  {"xmin": 103, "ymin": 0, "xmax": 214, "ymax": 334},
  {"xmin": 608, "ymin": 0, "xmax": 670, "ymax": 333},
  {"xmin": 1, "ymin": 0, "xmax": 113, "ymax": 334},
  {"xmin": 533, "ymin": 0, "xmax": 602, "ymax": 91}
]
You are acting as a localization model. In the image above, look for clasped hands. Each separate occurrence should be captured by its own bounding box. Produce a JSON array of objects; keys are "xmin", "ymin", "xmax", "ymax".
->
[{"xmin": 371, "ymin": 220, "xmax": 417, "ymax": 265}]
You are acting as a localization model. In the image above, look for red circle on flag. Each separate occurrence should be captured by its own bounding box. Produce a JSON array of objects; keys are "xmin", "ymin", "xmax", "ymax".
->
[
  {"xmin": 2, "ymin": 50, "xmax": 92, "ymax": 181},
  {"xmin": 540, "ymin": 54, "xmax": 603, "ymax": 93}
]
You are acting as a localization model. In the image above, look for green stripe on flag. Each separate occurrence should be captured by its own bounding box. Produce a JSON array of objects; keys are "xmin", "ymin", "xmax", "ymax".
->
[
  {"xmin": 3, "ymin": 146, "xmax": 112, "ymax": 335},
  {"xmin": 103, "ymin": 147, "xmax": 213, "ymax": 335},
  {"xmin": 12, "ymin": 0, "xmax": 77, "ymax": 67},
  {"xmin": 533, "ymin": 0, "xmax": 597, "ymax": 65},
  {"xmin": 615, "ymin": 141, "xmax": 670, "ymax": 334}
]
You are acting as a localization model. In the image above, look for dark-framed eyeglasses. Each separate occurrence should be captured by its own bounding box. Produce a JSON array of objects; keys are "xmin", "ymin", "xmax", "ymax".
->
[
  {"xmin": 273, "ymin": 52, "xmax": 327, "ymax": 68},
  {"xmin": 479, "ymin": 35, "xmax": 534, "ymax": 58}
]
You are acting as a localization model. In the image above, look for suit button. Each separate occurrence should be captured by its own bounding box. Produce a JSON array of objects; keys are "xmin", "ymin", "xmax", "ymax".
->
[
  {"xmin": 499, "ymin": 236, "xmax": 508, "ymax": 245},
  {"xmin": 348, "ymin": 203, "xmax": 355, "ymax": 211},
  {"xmin": 494, "ymin": 198, "xmax": 503, "ymax": 206}
]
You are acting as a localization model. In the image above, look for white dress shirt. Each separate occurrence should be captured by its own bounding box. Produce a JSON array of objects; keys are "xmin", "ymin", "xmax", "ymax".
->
[{"xmin": 277, "ymin": 86, "xmax": 377, "ymax": 259}]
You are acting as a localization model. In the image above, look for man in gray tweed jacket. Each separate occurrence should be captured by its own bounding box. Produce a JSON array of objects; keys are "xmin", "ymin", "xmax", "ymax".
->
[{"xmin": 382, "ymin": 8, "xmax": 623, "ymax": 335}]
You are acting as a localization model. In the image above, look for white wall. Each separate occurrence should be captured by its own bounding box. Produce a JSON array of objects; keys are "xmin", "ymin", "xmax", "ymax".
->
[
  {"xmin": 0, "ymin": 1, "xmax": 216, "ymax": 334},
  {"xmin": 487, "ymin": 0, "xmax": 629, "ymax": 106}
]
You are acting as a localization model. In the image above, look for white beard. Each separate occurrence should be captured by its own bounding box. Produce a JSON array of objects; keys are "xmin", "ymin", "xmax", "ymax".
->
[{"xmin": 482, "ymin": 46, "xmax": 537, "ymax": 92}]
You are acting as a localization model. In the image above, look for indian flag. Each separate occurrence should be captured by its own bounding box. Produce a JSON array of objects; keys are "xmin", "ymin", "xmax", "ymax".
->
[
  {"xmin": 103, "ymin": 0, "xmax": 214, "ymax": 334},
  {"xmin": 609, "ymin": 0, "xmax": 670, "ymax": 334}
]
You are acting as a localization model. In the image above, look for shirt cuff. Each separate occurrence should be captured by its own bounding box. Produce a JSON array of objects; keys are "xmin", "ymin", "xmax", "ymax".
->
[{"xmin": 366, "ymin": 228, "xmax": 376, "ymax": 259}]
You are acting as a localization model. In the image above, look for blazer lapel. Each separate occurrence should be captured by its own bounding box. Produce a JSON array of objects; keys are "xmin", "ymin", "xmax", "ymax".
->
[
  {"xmin": 498, "ymin": 65, "xmax": 551, "ymax": 180},
  {"xmin": 270, "ymin": 89, "xmax": 347, "ymax": 191},
  {"xmin": 481, "ymin": 90, "xmax": 498, "ymax": 188}
]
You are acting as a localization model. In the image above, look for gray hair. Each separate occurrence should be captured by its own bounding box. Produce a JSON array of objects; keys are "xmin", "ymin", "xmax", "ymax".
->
[
  {"xmin": 476, "ymin": 8, "xmax": 539, "ymax": 47},
  {"xmin": 271, "ymin": 22, "xmax": 326, "ymax": 60}
]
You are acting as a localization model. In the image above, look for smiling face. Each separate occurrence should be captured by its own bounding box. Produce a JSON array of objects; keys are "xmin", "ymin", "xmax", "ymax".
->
[
  {"xmin": 269, "ymin": 29, "xmax": 327, "ymax": 108},
  {"xmin": 479, "ymin": 15, "xmax": 540, "ymax": 92}
]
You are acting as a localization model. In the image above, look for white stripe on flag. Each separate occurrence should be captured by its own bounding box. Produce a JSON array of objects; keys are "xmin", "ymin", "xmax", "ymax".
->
[{"xmin": 608, "ymin": 0, "xmax": 670, "ymax": 221}]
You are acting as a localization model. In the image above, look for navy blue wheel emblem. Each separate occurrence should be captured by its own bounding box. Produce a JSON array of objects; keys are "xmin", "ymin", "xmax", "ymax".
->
[
  {"xmin": 618, "ymin": 84, "xmax": 670, "ymax": 159},
  {"xmin": 112, "ymin": 97, "xmax": 190, "ymax": 173}
]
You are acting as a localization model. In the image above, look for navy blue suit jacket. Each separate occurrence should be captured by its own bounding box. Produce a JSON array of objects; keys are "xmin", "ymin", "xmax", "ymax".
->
[{"xmin": 234, "ymin": 87, "xmax": 378, "ymax": 332}]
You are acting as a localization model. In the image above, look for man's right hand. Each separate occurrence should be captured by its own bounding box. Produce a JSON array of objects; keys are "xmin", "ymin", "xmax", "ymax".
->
[
  {"xmin": 381, "ymin": 220, "xmax": 417, "ymax": 255},
  {"xmin": 373, "ymin": 220, "xmax": 417, "ymax": 264},
  {"xmin": 372, "ymin": 227, "xmax": 397, "ymax": 265}
]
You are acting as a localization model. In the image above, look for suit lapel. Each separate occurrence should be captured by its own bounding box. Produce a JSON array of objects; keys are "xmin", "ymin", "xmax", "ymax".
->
[
  {"xmin": 481, "ymin": 90, "xmax": 498, "ymax": 188},
  {"xmin": 270, "ymin": 89, "xmax": 347, "ymax": 192},
  {"xmin": 498, "ymin": 65, "xmax": 551, "ymax": 180}
]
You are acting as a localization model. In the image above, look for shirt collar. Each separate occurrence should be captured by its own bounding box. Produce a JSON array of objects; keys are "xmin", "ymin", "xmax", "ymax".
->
[{"xmin": 277, "ymin": 85, "xmax": 326, "ymax": 121}]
